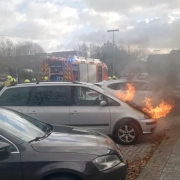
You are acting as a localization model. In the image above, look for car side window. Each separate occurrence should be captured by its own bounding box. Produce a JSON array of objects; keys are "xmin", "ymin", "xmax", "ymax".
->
[
  {"xmin": 121, "ymin": 83, "xmax": 128, "ymax": 90},
  {"xmin": 71, "ymin": 86, "xmax": 103, "ymax": 106},
  {"xmin": 31, "ymin": 86, "xmax": 67, "ymax": 106},
  {"xmin": 0, "ymin": 87, "xmax": 33, "ymax": 106},
  {"xmin": 108, "ymin": 83, "xmax": 122, "ymax": 90},
  {"xmin": 0, "ymin": 136, "xmax": 17, "ymax": 153},
  {"xmin": 131, "ymin": 82, "xmax": 151, "ymax": 91},
  {"xmin": 107, "ymin": 97, "xmax": 120, "ymax": 106}
]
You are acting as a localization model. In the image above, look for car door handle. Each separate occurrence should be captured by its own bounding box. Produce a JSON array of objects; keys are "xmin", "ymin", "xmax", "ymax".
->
[
  {"xmin": 29, "ymin": 111, "xmax": 37, "ymax": 115},
  {"xmin": 71, "ymin": 110, "xmax": 79, "ymax": 115}
]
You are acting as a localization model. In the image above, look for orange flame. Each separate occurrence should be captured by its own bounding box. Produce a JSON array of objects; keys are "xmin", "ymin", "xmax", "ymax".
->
[
  {"xmin": 115, "ymin": 83, "xmax": 135, "ymax": 102},
  {"xmin": 115, "ymin": 83, "xmax": 174, "ymax": 119},
  {"xmin": 143, "ymin": 98, "xmax": 174, "ymax": 119}
]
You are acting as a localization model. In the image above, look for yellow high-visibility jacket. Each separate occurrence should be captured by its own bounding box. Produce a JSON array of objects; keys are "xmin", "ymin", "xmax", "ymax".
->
[{"xmin": 3, "ymin": 80, "xmax": 11, "ymax": 87}]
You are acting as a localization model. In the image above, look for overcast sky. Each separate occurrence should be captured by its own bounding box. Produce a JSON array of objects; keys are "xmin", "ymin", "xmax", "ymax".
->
[{"xmin": 1, "ymin": 0, "xmax": 180, "ymax": 52}]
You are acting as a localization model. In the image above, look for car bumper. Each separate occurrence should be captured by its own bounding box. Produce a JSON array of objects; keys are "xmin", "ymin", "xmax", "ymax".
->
[
  {"xmin": 88, "ymin": 162, "xmax": 128, "ymax": 180},
  {"xmin": 139, "ymin": 119, "xmax": 157, "ymax": 134}
]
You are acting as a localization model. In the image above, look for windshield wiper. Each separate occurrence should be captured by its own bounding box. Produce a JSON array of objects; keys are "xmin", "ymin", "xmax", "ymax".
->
[
  {"xmin": 29, "ymin": 124, "xmax": 53, "ymax": 143},
  {"xmin": 29, "ymin": 135, "xmax": 46, "ymax": 143},
  {"xmin": 46, "ymin": 123, "xmax": 53, "ymax": 135}
]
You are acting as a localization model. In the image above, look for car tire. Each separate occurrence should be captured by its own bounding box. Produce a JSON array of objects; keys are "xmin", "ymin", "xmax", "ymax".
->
[
  {"xmin": 113, "ymin": 122, "xmax": 140, "ymax": 145},
  {"xmin": 47, "ymin": 175, "xmax": 79, "ymax": 180}
]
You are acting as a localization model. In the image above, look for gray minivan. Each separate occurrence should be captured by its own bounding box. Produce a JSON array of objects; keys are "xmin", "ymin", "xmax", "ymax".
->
[{"xmin": 0, "ymin": 82, "xmax": 156, "ymax": 145}]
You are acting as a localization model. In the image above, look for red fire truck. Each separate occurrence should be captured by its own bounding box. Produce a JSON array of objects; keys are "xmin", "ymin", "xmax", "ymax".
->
[{"xmin": 42, "ymin": 56, "xmax": 108, "ymax": 83}]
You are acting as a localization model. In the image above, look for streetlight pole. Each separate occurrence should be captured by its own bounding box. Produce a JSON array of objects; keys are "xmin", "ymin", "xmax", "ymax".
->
[{"xmin": 107, "ymin": 29, "xmax": 119, "ymax": 76}]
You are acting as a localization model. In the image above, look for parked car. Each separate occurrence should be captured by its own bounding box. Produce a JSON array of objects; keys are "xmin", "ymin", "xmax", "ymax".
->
[
  {"xmin": 0, "ymin": 107, "xmax": 127, "ymax": 180},
  {"xmin": 0, "ymin": 82, "xmax": 156, "ymax": 145},
  {"xmin": 95, "ymin": 80, "xmax": 155, "ymax": 105},
  {"xmin": 95, "ymin": 80, "xmax": 180, "ymax": 106}
]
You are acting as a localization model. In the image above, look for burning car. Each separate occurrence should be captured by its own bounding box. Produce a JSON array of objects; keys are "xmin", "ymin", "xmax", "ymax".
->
[
  {"xmin": 95, "ymin": 80, "xmax": 154, "ymax": 105},
  {"xmin": 95, "ymin": 80, "xmax": 174, "ymax": 120}
]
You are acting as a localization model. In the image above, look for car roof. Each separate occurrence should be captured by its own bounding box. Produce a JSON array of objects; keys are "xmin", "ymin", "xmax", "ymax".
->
[
  {"xmin": 5, "ymin": 81, "xmax": 94, "ymax": 87},
  {"xmin": 3, "ymin": 81, "xmax": 105, "ymax": 92},
  {"xmin": 2, "ymin": 81, "xmax": 106, "ymax": 95},
  {"xmin": 96, "ymin": 79, "xmax": 149, "ymax": 86}
]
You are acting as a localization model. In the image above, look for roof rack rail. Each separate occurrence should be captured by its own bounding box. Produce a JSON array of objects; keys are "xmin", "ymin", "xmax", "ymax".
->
[
  {"xmin": 72, "ymin": 81, "xmax": 82, "ymax": 84},
  {"xmin": 35, "ymin": 81, "xmax": 69, "ymax": 83}
]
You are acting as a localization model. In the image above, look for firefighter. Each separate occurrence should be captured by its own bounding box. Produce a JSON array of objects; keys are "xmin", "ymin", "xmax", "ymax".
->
[
  {"xmin": 10, "ymin": 77, "xmax": 16, "ymax": 84},
  {"xmin": 3, "ymin": 75, "xmax": 12, "ymax": 87},
  {"xmin": 112, "ymin": 76, "xmax": 117, "ymax": 80},
  {"xmin": 108, "ymin": 77, "xmax": 112, "ymax": 80},
  {"xmin": 44, "ymin": 76, "xmax": 49, "ymax": 81},
  {"xmin": 24, "ymin": 79, "xmax": 30, "ymax": 83},
  {"xmin": 32, "ymin": 78, "xmax": 36, "ymax": 82}
]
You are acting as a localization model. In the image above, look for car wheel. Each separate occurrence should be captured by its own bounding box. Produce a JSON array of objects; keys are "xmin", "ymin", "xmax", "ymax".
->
[
  {"xmin": 47, "ymin": 175, "xmax": 79, "ymax": 180},
  {"xmin": 114, "ymin": 122, "xmax": 140, "ymax": 145}
]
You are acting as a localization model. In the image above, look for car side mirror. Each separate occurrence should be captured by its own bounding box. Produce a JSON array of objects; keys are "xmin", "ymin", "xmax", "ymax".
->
[
  {"xmin": 100, "ymin": 100, "xmax": 107, "ymax": 106},
  {"xmin": 0, "ymin": 142, "xmax": 10, "ymax": 160}
]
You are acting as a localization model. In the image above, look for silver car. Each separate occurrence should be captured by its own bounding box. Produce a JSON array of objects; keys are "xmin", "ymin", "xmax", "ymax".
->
[
  {"xmin": 0, "ymin": 82, "xmax": 156, "ymax": 145},
  {"xmin": 95, "ymin": 80, "xmax": 155, "ymax": 105}
]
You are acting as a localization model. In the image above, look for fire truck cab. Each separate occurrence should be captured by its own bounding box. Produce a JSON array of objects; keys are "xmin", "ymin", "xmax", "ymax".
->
[{"xmin": 42, "ymin": 56, "xmax": 108, "ymax": 83}]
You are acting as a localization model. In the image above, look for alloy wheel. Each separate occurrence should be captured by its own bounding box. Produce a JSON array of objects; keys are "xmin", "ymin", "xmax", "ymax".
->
[{"xmin": 118, "ymin": 125, "xmax": 136, "ymax": 143}]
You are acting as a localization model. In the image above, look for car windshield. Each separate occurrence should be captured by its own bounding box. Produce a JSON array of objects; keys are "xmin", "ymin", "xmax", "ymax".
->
[{"xmin": 0, "ymin": 108, "xmax": 46, "ymax": 142}]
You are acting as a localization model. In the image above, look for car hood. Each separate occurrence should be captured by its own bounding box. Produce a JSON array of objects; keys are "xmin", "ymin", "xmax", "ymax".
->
[
  {"xmin": 31, "ymin": 126, "xmax": 119, "ymax": 156},
  {"xmin": 104, "ymin": 91, "xmax": 146, "ymax": 118}
]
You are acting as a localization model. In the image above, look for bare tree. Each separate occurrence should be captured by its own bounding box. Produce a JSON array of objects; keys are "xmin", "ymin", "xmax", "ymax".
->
[
  {"xmin": 89, "ymin": 44, "xmax": 102, "ymax": 59},
  {"xmin": 130, "ymin": 48, "xmax": 149, "ymax": 61},
  {"xmin": 76, "ymin": 43, "xmax": 89, "ymax": 58},
  {"xmin": 0, "ymin": 38, "xmax": 45, "ymax": 75},
  {"xmin": 0, "ymin": 39, "xmax": 14, "ymax": 56},
  {"xmin": 0, "ymin": 39, "xmax": 44, "ymax": 57},
  {"xmin": 15, "ymin": 41, "xmax": 44, "ymax": 56}
]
